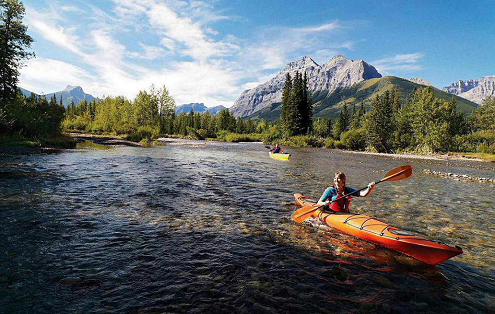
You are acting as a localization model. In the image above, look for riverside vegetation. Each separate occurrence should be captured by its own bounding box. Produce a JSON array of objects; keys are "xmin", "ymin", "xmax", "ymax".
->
[{"xmin": 1, "ymin": 0, "xmax": 494, "ymax": 159}]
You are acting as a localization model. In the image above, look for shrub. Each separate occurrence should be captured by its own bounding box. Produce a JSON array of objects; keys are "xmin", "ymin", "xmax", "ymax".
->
[
  {"xmin": 334, "ymin": 140, "xmax": 346, "ymax": 149},
  {"xmin": 127, "ymin": 125, "xmax": 160, "ymax": 142},
  {"xmin": 282, "ymin": 135, "xmax": 323, "ymax": 147},
  {"xmin": 196, "ymin": 129, "xmax": 209, "ymax": 139},
  {"xmin": 264, "ymin": 125, "xmax": 283, "ymax": 143},
  {"xmin": 341, "ymin": 128, "xmax": 367, "ymax": 151},
  {"xmin": 325, "ymin": 138, "xmax": 336, "ymax": 149},
  {"xmin": 456, "ymin": 130, "xmax": 495, "ymax": 153},
  {"xmin": 224, "ymin": 133, "xmax": 264, "ymax": 142}
]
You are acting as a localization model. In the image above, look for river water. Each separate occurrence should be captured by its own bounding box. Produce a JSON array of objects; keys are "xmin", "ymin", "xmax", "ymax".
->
[{"xmin": 1, "ymin": 142, "xmax": 494, "ymax": 312}]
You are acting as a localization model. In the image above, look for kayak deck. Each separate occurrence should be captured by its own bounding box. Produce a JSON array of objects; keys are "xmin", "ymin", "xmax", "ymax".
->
[
  {"xmin": 269, "ymin": 152, "xmax": 291, "ymax": 161},
  {"xmin": 294, "ymin": 193, "xmax": 462, "ymax": 265}
]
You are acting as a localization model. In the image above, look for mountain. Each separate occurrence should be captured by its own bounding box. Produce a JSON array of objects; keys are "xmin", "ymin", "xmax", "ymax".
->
[
  {"xmin": 230, "ymin": 55, "xmax": 382, "ymax": 117},
  {"xmin": 45, "ymin": 85, "xmax": 95, "ymax": 107},
  {"xmin": 247, "ymin": 76, "xmax": 479, "ymax": 121},
  {"xmin": 19, "ymin": 87, "xmax": 38, "ymax": 98},
  {"xmin": 408, "ymin": 78, "xmax": 433, "ymax": 86},
  {"xmin": 176, "ymin": 103, "xmax": 208, "ymax": 114},
  {"xmin": 444, "ymin": 80, "xmax": 479, "ymax": 95},
  {"xmin": 207, "ymin": 105, "xmax": 227, "ymax": 115},
  {"xmin": 458, "ymin": 76, "xmax": 495, "ymax": 104},
  {"xmin": 19, "ymin": 85, "xmax": 96, "ymax": 107},
  {"xmin": 175, "ymin": 103, "xmax": 227, "ymax": 115},
  {"xmin": 444, "ymin": 77, "xmax": 495, "ymax": 105}
]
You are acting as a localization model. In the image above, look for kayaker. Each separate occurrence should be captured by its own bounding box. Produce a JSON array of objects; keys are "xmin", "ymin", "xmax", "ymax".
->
[
  {"xmin": 317, "ymin": 172, "xmax": 376, "ymax": 213},
  {"xmin": 271, "ymin": 144, "xmax": 283, "ymax": 153}
]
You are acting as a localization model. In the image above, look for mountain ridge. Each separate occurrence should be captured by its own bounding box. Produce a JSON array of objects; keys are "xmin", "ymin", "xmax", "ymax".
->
[
  {"xmin": 247, "ymin": 76, "xmax": 479, "ymax": 121},
  {"xmin": 230, "ymin": 55, "xmax": 382, "ymax": 117},
  {"xmin": 19, "ymin": 85, "xmax": 95, "ymax": 107},
  {"xmin": 175, "ymin": 103, "xmax": 226, "ymax": 115}
]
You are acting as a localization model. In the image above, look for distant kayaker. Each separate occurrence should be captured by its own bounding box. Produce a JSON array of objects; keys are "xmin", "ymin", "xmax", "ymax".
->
[
  {"xmin": 271, "ymin": 144, "xmax": 283, "ymax": 154},
  {"xmin": 317, "ymin": 172, "xmax": 376, "ymax": 213}
]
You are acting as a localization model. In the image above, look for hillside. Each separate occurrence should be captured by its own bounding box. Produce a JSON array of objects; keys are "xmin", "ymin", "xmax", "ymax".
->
[{"xmin": 247, "ymin": 76, "xmax": 479, "ymax": 121}]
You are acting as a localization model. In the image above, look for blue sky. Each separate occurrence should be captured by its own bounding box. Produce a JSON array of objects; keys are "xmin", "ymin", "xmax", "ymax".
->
[{"xmin": 19, "ymin": 0, "xmax": 495, "ymax": 106}]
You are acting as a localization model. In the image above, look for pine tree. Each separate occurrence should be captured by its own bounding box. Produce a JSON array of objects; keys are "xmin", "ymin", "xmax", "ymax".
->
[
  {"xmin": 0, "ymin": 0, "xmax": 33, "ymax": 103},
  {"xmin": 281, "ymin": 72, "xmax": 295, "ymax": 136},
  {"xmin": 364, "ymin": 91, "xmax": 395, "ymax": 152}
]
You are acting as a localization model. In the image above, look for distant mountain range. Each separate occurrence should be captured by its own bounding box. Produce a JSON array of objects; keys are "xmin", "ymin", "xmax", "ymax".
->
[
  {"xmin": 231, "ymin": 55, "xmax": 478, "ymax": 121},
  {"xmin": 175, "ymin": 103, "xmax": 226, "ymax": 115},
  {"xmin": 19, "ymin": 85, "xmax": 95, "ymax": 107},
  {"xmin": 443, "ymin": 77, "xmax": 495, "ymax": 105}
]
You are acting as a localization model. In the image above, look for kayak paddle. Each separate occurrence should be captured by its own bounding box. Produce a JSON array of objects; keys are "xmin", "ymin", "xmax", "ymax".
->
[{"xmin": 292, "ymin": 165, "xmax": 413, "ymax": 223}]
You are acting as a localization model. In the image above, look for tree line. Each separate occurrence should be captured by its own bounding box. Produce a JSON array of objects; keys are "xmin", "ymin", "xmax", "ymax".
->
[
  {"xmin": 0, "ymin": 0, "xmax": 67, "ymax": 140},
  {"xmin": 63, "ymin": 86, "xmax": 271, "ymax": 141},
  {"xmin": 279, "ymin": 82, "xmax": 495, "ymax": 154}
]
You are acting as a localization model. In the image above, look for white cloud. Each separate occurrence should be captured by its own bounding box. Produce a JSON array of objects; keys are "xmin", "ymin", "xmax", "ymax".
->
[
  {"xmin": 294, "ymin": 21, "xmax": 342, "ymax": 34},
  {"xmin": 129, "ymin": 43, "xmax": 168, "ymax": 60},
  {"xmin": 21, "ymin": 1, "xmax": 357, "ymax": 107},
  {"xmin": 372, "ymin": 53, "xmax": 424, "ymax": 73},
  {"xmin": 26, "ymin": 8, "xmax": 82, "ymax": 54},
  {"xmin": 19, "ymin": 58, "xmax": 94, "ymax": 94}
]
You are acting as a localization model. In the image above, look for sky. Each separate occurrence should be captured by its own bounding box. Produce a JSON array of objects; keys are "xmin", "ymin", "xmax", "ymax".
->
[{"xmin": 19, "ymin": 0, "xmax": 495, "ymax": 107}]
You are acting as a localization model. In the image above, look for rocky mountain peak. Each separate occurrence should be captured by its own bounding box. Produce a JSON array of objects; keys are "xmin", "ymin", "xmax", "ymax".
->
[
  {"xmin": 64, "ymin": 85, "xmax": 83, "ymax": 93},
  {"xmin": 458, "ymin": 76, "xmax": 495, "ymax": 105},
  {"xmin": 327, "ymin": 54, "xmax": 349, "ymax": 65},
  {"xmin": 443, "ymin": 80, "xmax": 479, "ymax": 95},
  {"xmin": 230, "ymin": 54, "xmax": 382, "ymax": 117},
  {"xmin": 282, "ymin": 56, "xmax": 320, "ymax": 72}
]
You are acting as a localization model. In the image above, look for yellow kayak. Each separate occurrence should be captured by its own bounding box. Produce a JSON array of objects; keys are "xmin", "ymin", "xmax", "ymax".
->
[{"xmin": 269, "ymin": 152, "xmax": 291, "ymax": 161}]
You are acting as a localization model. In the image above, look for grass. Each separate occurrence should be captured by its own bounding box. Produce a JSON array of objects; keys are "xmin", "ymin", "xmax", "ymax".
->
[
  {"xmin": 451, "ymin": 152, "xmax": 495, "ymax": 162},
  {"xmin": 0, "ymin": 134, "xmax": 76, "ymax": 149},
  {"xmin": 76, "ymin": 141, "xmax": 111, "ymax": 150}
]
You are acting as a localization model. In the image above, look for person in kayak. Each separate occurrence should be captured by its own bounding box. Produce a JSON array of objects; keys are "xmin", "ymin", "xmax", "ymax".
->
[
  {"xmin": 271, "ymin": 144, "xmax": 283, "ymax": 153},
  {"xmin": 317, "ymin": 172, "xmax": 376, "ymax": 213}
]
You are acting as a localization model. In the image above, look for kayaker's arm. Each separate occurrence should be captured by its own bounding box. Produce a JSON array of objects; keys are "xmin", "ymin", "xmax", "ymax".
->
[
  {"xmin": 359, "ymin": 182, "xmax": 377, "ymax": 197},
  {"xmin": 317, "ymin": 187, "xmax": 332, "ymax": 205}
]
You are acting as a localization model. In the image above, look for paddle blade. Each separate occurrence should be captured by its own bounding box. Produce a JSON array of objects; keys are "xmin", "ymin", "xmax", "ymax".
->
[
  {"xmin": 381, "ymin": 165, "xmax": 413, "ymax": 182},
  {"xmin": 292, "ymin": 204, "xmax": 322, "ymax": 223}
]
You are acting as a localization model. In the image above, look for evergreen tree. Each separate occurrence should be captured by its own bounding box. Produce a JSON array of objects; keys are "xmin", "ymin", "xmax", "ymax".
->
[
  {"xmin": 281, "ymin": 73, "xmax": 295, "ymax": 136},
  {"xmin": 292, "ymin": 72, "xmax": 304, "ymax": 134},
  {"xmin": 301, "ymin": 72, "xmax": 312, "ymax": 134},
  {"xmin": 333, "ymin": 104, "xmax": 349, "ymax": 139},
  {"xmin": 313, "ymin": 118, "xmax": 332, "ymax": 137},
  {"xmin": 0, "ymin": 0, "xmax": 33, "ymax": 103},
  {"xmin": 364, "ymin": 91, "xmax": 395, "ymax": 152},
  {"xmin": 350, "ymin": 103, "xmax": 366, "ymax": 130},
  {"xmin": 474, "ymin": 97, "xmax": 495, "ymax": 131}
]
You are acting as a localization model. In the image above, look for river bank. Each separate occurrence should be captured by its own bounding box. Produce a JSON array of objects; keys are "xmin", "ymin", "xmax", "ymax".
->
[{"xmin": 2, "ymin": 132, "xmax": 494, "ymax": 164}]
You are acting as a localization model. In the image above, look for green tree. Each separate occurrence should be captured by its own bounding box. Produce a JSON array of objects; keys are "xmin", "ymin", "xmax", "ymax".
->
[
  {"xmin": 217, "ymin": 109, "xmax": 235, "ymax": 131},
  {"xmin": 0, "ymin": 0, "xmax": 33, "ymax": 103},
  {"xmin": 333, "ymin": 104, "xmax": 350, "ymax": 139},
  {"xmin": 313, "ymin": 118, "xmax": 332, "ymax": 137},
  {"xmin": 474, "ymin": 97, "xmax": 495, "ymax": 131},
  {"xmin": 364, "ymin": 91, "xmax": 395, "ymax": 152},
  {"xmin": 350, "ymin": 103, "xmax": 366, "ymax": 130},
  {"xmin": 408, "ymin": 87, "xmax": 467, "ymax": 152},
  {"xmin": 281, "ymin": 72, "xmax": 296, "ymax": 136}
]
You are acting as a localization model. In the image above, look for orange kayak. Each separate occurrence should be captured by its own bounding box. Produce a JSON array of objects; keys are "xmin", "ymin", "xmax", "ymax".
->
[{"xmin": 294, "ymin": 193, "xmax": 463, "ymax": 265}]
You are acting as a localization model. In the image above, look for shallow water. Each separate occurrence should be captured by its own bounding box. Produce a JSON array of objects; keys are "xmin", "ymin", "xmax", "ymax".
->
[{"xmin": 1, "ymin": 143, "xmax": 494, "ymax": 312}]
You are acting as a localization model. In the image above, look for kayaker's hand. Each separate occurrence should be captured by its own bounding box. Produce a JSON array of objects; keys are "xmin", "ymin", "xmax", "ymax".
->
[{"xmin": 368, "ymin": 181, "xmax": 376, "ymax": 189}]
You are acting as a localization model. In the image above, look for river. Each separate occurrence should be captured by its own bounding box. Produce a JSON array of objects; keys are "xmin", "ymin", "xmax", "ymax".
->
[{"xmin": 1, "ymin": 142, "xmax": 494, "ymax": 312}]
